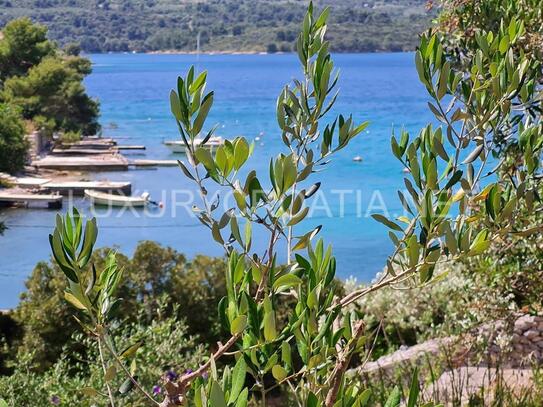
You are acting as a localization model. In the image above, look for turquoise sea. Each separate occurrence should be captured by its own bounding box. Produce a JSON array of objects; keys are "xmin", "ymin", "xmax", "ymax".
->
[{"xmin": 0, "ymin": 52, "xmax": 432, "ymax": 308}]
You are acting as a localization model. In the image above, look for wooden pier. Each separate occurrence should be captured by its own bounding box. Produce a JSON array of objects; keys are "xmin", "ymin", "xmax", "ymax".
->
[{"xmin": 0, "ymin": 191, "xmax": 62, "ymax": 209}]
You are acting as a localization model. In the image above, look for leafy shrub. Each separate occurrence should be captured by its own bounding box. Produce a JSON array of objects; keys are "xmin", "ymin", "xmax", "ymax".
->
[
  {"xmin": 436, "ymin": 0, "xmax": 543, "ymax": 67},
  {"xmin": 58, "ymin": 130, "xmax": 81, "ymax": 144},
  {"xmin": 348, "ymin": 263, "xmax": 517, "ymax": 359},
  {"xmin": 9, "ymin": 242, "xmax": 226, "ymax": 372},
  {"xmin": 435, "ymin": 0, "xmax": 543, "ymax": 315},
  {"xmin": 0, "ymin": 310, "xmax": 205, "ymax": 407},
  {"xmin": 32, "ymin": 115, "xmax": 56, "ymax": 138}
]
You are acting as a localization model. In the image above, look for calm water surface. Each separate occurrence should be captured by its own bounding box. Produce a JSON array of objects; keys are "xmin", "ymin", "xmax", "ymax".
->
[{"xmin": 0, "ymin": 53, "xmax": 432, "ymax": 308}]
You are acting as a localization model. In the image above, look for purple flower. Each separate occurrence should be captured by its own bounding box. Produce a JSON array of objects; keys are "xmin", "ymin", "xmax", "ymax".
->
[
  {"xmin": 152, "ymin": 385, "xmax": 162, "ymax": 396},
  {"xmin": 202, "ymin": 372, "xmax": 208, "ymax": 380},
  {"xmin": 185, "ymin": 368, "xmax": 193, "ymax": 374},
  {"xmin": 50, "ymin": 395, "xmax": 60, "ymax": 405},
  {"xmin": 166, "ymin": 369, "xmax": 178, "ymax": 381}
]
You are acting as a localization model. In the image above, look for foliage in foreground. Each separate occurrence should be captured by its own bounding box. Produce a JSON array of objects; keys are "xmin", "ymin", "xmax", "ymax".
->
[
  {"xmin": 436, "ymin": 0, "xmax": 543, "ymax": 67},
  {"xmin": 0, "ymin": 311, "xmax": 205, "ymax": 407},
  {"xmin": 2, "ymin": 245, "xmax": 543, "ymax": 406},
  {"xmin": 4, "ymin": 242, "xmax": 226, "ymax": 372},
  {"xmin": 41, "ymin": 2, "xmax": 543, "ymax": 407}
]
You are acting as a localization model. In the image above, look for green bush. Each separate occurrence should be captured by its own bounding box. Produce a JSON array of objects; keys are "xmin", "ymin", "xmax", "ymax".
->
[
  {"xmin": 467, "ymin": 210, "xmax": 543, "ymax": 312},
  {"xmin": 58, "ymin": 130, "xmax": 82, "ymax": 144},
  {"xmin": 349, "ymin": 263, "xmax": 517, "ymax": 359},
  {"xmin": 0, "ymin": 103, "xmax": 28, "ymax": 174},
  {"xmin": 437, "ymin": 0, "xmax": 543, "ymax": 67},
  {"xmin": 435, "ymin": 0, "xmax": 543, "ymax": 315},
  {"xmin": 10, "ymin": 241, "xmax": 226, "ymax": 371},
  {"xmin": 0, "ymin": 311, "xmax": 205, "ymax": 407}
]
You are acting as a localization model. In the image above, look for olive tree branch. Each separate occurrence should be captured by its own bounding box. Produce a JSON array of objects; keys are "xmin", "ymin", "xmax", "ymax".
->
[
  {"xmin": 101, "ymin": 334, "xmax": 159, "ymax": 406},
  {"xmin": 324, "ymin": 320, "xmax": 365, "ymax": 407},
  {"xmin": 98, "ymin": 337, "xmax": 116, "ymax": 407}
]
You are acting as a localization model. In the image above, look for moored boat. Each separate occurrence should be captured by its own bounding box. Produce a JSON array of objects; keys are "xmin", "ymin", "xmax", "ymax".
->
[
  {"xmin": 164, "ymin": 136, "xmax": 224, "ymax": 153},
  {"xmin": 85, "ymin": 189, "xmax": 150, "ymax": 207}
]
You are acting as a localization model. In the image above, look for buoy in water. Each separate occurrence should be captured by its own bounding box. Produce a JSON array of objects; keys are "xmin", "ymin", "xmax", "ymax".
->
[
  {"xmin": 353, "ymin": 156, "xmax": 363, "ymax": 162},
  {"xmin": 255, "ymin": 136, "xmax": 261, "ymax": 141}
]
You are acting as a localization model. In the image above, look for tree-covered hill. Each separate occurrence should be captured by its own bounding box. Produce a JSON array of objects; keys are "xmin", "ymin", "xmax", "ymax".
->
[{"xmin": 0, "ymin": 0, "xmax": 432, "ymax": 53}]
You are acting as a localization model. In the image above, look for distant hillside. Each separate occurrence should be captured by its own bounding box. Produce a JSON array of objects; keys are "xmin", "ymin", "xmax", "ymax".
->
[{"xmin": 0, "ymin": 0, "xmax": 433, "ymax": 53}]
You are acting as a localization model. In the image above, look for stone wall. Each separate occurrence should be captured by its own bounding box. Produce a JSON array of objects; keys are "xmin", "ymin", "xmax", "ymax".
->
[
  {"xmin": 481, "ymin": 313, "xmax": 543, "ymax": 368},
  {"xmin": 353, "ymin": 314, "xmax": 543, "ymax": 404}
]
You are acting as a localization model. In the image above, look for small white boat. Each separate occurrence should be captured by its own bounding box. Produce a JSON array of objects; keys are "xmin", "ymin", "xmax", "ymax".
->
[
  {"xmin": 164, "ymin": 136, "xmax": 224, "ymax": 154},
  {"xmin": 85, "ymin": 189, "xmax": 150, "ymax": 207}
]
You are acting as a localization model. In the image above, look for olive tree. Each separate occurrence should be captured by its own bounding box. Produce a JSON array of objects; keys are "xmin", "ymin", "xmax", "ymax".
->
[{"xmin": 47, "ymin": 3, "xmax": 542, "ymax": 407}]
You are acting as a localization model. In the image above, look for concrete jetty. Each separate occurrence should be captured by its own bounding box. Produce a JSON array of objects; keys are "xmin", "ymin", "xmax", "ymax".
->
[
  {"xmin": 43, "ymin": 181, "xmax": 132, "ymax": 196},
  {"xmin": 14, "ymin": 177, "xmax": 51, "ymax": 188},
  {"xmin": 52, "ymin": 148, "xmax": 107, "ymax": 155},
  {"xmin": 115, "ymin": 145, "xmax": 146, "ymax": 150},
  {"xmin": 0, "ymin": 172, "xmax": 17, "ymax": 185},
  {"xmin": 131, "ymin": 159, "xmax": 178, "ymax": 167},
  {"xmin": 62, "ymin": 138, "xmax": 116, "ymax": 150},
  {"xmin": 0, "ymin": 191, "xmax": 62, "ymax": 209},
  {"xmin": 32, "ymin": 154, "xmax": 129, "ymax": 171}
]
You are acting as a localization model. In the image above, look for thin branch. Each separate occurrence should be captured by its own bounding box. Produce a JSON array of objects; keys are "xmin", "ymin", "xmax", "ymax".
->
[
  {"xmin": 159, "ymin": 333, "xmax": 242, "ymax": 406},
  {"xmin": 98, "ymin": 338, "xmax": 116, "ymax": 407},
  {"xmin": 102, "ymin": 335, "xmax": 159, "ymax": 406},
  {"xmin": 324, "ymin": 320, "xmax": 365, "ymax": 407},
  {"xmin": 177, "ymin": 333, "xmax": 241, "ymax": 387}
]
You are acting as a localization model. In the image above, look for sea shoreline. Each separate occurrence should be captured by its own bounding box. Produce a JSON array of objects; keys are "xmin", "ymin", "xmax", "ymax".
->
[
  {"xmin": 147, "ymin": 49, "xmax": 271, "ymax": 55},
  {"xmin": 83, "ymin": 49, "xmax": 413, "ymax": 56}
]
